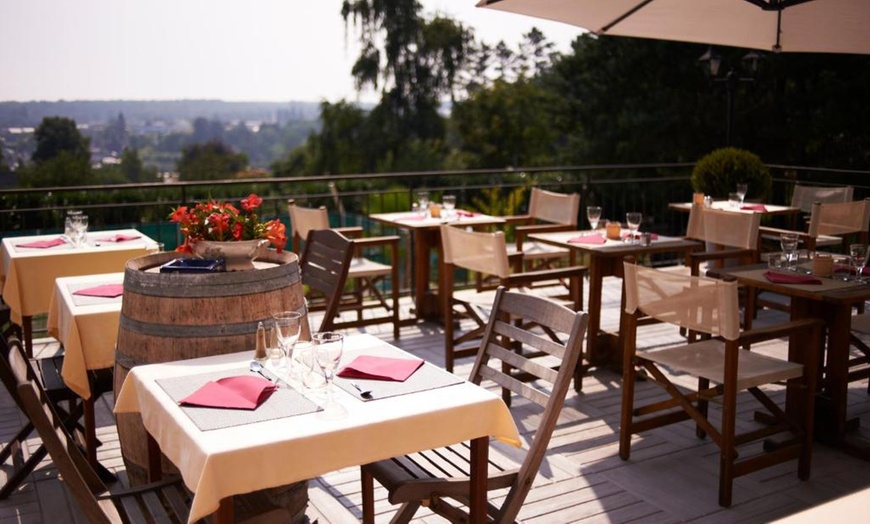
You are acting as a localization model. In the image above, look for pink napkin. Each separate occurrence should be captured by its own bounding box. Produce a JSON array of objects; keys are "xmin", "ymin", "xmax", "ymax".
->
[
  {"xmin": 568, "ymin": 234, "xmax": 607, "ymax": 245},
  {"xmin": 764, "ymin": 271, "xmax": 821, "ymax": 285},
  {"xmin": 621, "ymin": 232, "xmax": 659, "ymax": 241},
  {"xmin": 741, "ymin": 204, "xmax": 768, "ymax": 212},
  {"xmin": 180, "ymin": 376, "xmax": 277, "ymax": 410},
  {"xmin": 456, "ymin": 210, "xmax": 480, "ymax": 218},
  {"xmin": 97, "ymin": 233, "xmax": 141, "ymax": 242},
  {"xmin": 17, "ymin": 238, "xmax": 66, "ymax": 249},
  {"xmin": 338, "ymin": 355, "xmax": 424, "ymax": 382},
  {"xmin": 73, "ymin": 284, "xmax": 124, "ymax": 298}
]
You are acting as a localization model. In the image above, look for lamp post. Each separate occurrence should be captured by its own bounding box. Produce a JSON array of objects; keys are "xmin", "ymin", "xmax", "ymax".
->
[{"xmin": 698, "ymin": 47, "xmax": 762, "ymax": 146}]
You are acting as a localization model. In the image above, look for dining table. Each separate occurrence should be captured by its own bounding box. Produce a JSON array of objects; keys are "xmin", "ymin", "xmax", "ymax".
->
[
  {"xmin": 46, "ymin": 271, "xmax": 124, "ymax": 468},
  {"xmin": 528, "ymin": 230, "xmax": 702, "ymax": 367},
  {"xmin": 369, "ymin": 211, "xmax": 505, "ymax": 321},
  {"xmin": 0, "ymin": 229, "xmax": 156, "ymax": 356},
  {"xmin": 668, "ymin": 200, "xmax": 801, "ymax": 217},
  {"xmin": 114, "ymin": 333, "xmax": 521, "ymax": 524},
  {"xmin": 707, "ymin": 263, "xmax": 870, "ymax": 459}
]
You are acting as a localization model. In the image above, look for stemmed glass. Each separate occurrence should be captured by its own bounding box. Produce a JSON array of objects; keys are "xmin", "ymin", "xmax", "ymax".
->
[
  {"xmin": 736, "ymin": 183, "xmax": 748, "ymax": 205},
  {"xmin": 272, "ymin": 311, "xmax": 302, "ymax": 378},
  {"xmin": 850, "ymin": 244, "xmax": 868, "ymax": 283},
  {"xmin": 625, "ymin": 212, "xmax": 642, "ymax": 243},
  {"xmin": 314, "ymin": 332, "xmax": 346, "ymax": 419},
  {"xmin": 587, "ymin": 206, "xmax": 602, "ymax": 232},
  {"xmin": 779, "ymin": 233, "xmax": 799, "ymax": 271}
]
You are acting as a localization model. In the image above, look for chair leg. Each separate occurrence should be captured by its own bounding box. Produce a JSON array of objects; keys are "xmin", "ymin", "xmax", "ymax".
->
[
  {"xmin": 361, "ymin": 468, "xmax": 375, "ymax": 524},
  {"xmin": 718, "ymin": 384, "xmax": 737, "ymax": 508},
  {"xmin": 619, "ymin": 364, "xmax": 636, "ymax": 460},
  {"xmin": 390, "ymin": 502, "xmax": 421, "ymax": 524},
  {"xmin": 696, "ymin": 377, "xmax": 709, "ymax": 439}
]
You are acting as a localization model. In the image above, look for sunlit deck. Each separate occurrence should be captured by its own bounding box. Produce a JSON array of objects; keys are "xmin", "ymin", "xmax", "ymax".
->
[{"xmin": 2, "ymin": 274, "xmax": 869, "ymax": 523}]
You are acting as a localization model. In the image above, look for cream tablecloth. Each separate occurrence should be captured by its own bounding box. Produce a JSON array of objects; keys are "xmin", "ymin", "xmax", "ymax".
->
[
  {"xmin": 47, "ymin": 272, "xmax": 124, "ymax": 399},
  {"xmin": 1, "ymin": 229, "xmax": 154, "ymax": 324},
  {"xmin": 115, "ymin": 334, "xmax": 520, "ymax": 523}
]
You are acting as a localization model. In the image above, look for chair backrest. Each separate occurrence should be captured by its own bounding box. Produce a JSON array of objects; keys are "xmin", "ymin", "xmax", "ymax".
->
[
  {"xmin": 624, "ymin": 261, "xmax": 740, "ymax": 341},
  {"xmin": 686, "ymin": 205, "xmax": 761, "ymax": 250},
  {"xmin": 791, "ymin": 184, "xmax": 853, "ymax": 214},
  {"xmin": 4, "ymin": 334, "xmax": 119, "ymax": 523},
  {"xmin": 807, "ymin": 199, "xmax": 870, "ymax": 238},
  {"xmin": 527, "ymin": 187, "xmax": 580, "ymax": 226},
  {"xmin": 287, "ymin": 200, "xmax": 331, "ymax": 252},
  {"xmin": 468, "ymin": 287, "xmax": 587, "ymax": 523},
  {"xmin": 440, "ymin": 224, "xmax": 512, "ymax": 279},
  {"xmin": 299, "ymin": 229, "xmax": 354, "ymax": 332}
]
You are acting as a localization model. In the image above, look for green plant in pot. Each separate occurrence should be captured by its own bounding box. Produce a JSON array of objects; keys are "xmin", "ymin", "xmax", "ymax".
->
[{"xmin": 691, "ymin": 147, "xmax": 772, "ymax": 202}]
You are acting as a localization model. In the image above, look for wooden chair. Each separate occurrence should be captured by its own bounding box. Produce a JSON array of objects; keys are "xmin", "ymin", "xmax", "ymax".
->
[
  {"xmin": 847, "ymin": 315, "xmax": 870, "ymax": 394},
  {"xmin": 288, "ymin": 200, "xmax": 401, "ymax": 339},
  {"xmin": 620, "ymin": 260, "xmax": 822, "ymax": 507},
  {"xmin": 440, "ymin": 224, "xmax": 586, "ymax": 385},
  {"xmin": 5, "ymin": 333, "xmax": 195, "ymax": 523},
  {"xmin": 790, "ymin": 184, "xmax": 853, "ymax": 228},
  {"xmin": 501, "ymin": 187, "xmax": 580, "ymax": 267},
  {"xmin": 299, "ymin": 229, "xmax": 355, "ymax": 333},
  {"xmin": 360, "ymin": 286, "xmax": 588, "ymax": 524},
  {"xmin": 684, "ymin": 204, "xmax": 762, "ymax": 277}
]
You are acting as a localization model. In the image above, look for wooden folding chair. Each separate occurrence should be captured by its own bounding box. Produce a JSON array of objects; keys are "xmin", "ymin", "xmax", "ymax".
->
[
  {"xmin": 360, "ymin": 286, "xmax": 587, "ymax": 524},
  {"xmin": 684, "ymin": 204, "xmax": 762, "ymax": 277},
  {"xmin": 6, "ymin": 333, "xmax": 194, "ymax": 523},
  {"xmin": 502, "ymin": 187, "xmax": 580, "ymax": 266},
  {"xmin": 620, "ymin": 260, "xmax": 822, "ymax": 507},
  {"xmin": 288, "ymin": 200, "xmax": 401, "ymax": 339}
]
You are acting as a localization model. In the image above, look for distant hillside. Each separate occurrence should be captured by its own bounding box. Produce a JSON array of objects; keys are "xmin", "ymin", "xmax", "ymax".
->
[{"xmin": 0, "ymin": 100, "xmax": 323, "ymax": 128}]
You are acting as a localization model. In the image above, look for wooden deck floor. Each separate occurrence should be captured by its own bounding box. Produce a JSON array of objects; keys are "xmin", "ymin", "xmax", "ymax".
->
[{"xmin": 2, "ymin": 275, "xmax": 869, "ymax": 523}]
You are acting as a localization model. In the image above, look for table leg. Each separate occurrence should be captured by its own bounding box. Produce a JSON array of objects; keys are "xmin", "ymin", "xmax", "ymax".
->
[
  {"xmin": 22, "ymin": 315, "xmax": 32, "ymax": 358},
  {"xmin": 147, "ymin": 433, "xmax": 162, "ymax": 482},
  {"xmin": 469, "ymin": 436, "xmax": 488, "ymax": 524},
  {"xmin": 586, "ymin": 260, "xmax": 605, "ymax": 365},
  {"xmin": 821, "ymin": 303, "xmax": 851, "ymax": 443},
  {"xmin": 84, "ymin": 396, "xmax": 97, "ymax": 467},
  {"xmin": 215, "ymin": 497, "xmax": 234, "ymax": 524}
]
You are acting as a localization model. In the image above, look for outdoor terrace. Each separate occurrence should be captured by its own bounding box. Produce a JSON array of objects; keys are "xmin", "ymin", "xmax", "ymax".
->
[{"xmin": 2, "ymin": 275, "xmax": 869, "ymax": 524}]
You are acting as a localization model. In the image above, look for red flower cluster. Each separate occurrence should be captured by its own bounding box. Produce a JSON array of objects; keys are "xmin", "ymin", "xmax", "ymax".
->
[{"xmin": 169, "ymin": 194, "xmax": 287, "ymax": 253}]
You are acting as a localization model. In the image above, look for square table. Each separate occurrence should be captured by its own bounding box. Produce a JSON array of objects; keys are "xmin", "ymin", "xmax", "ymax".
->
[
  {"xmin": 369, "ymin": 211, "xmax": 505, "ymax": 320},
  {"xmin": 0, "ymin": 229, "xmax": 155, "ymax": 355},
  {"xmin": 528, "ymin": 230, "xmax": 702, "ymax": 366},
  {"xmin": 114, "ymin": 333, "xmax": 520, "ymax": 523},
  {"xmin": 47, "ymin": 272, "xmax": 124, "ymax": 468},
  {"xmin": 707, "ymin": 264, "xmax": 870, "ymax": 458}
]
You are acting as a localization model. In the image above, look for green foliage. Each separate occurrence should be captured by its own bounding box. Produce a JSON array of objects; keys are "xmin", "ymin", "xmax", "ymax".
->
[
  {"xmin": 177, "ymin": 140, "xmax": 248, "ymax": 181},
  {"xmin": 471, "ymin": 185, "xmax": 528, "ymax": 217},
  {"xmin": 18, "ymin": 151, "xmax": 96, "ymax": 188},
  {"xmin": 31, "ymin": 116, "xmax": 91, "ymax": 165},
  {"xmin": 691, "ymin": 147, "xmax": 771, "ymax": 201}
]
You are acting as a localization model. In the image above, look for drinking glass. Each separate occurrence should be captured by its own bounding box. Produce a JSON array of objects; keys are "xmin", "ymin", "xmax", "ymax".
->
[
  {"xmin": 272, "ymin": 311, "xmax": 302, "ymax": 378},
  {"xmin": 314, "ymin": 332, "xmax": 346, "ymax": 419},
  {"xmin": 442, "ymin": 194, "xmax": 456, "ymax": 219},
  {"xmin": 850, "ymin": 244, "xmax": 868, "ymax": 283},
  {"xmin": 625, "ymin": 212, "xmax": 642, "ymax": 243},
  {"xmin": 779, "ymin": 233, "xmax": 799, "ymax": 271},
  {"xmin": 587, "ymin": 206, "xmax": 602, "ymax": 232},
  {"xmin": 736, "ymin": 183, "xmax": 748, "ymax": 205},
  {"xmin": 417, "ymin": 191, "xmax": 430, "ymax": 217},
  {"xmin": 728, "ymin": 192, "xmax": 740, "ymax": 208},
  {"xmin": 832, "ymin": 255, "xmax": 853, "ymax": 281}
]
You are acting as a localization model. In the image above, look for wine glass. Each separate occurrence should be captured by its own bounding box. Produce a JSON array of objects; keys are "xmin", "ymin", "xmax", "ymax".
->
[
  {"xmin": 314, "ymin": 332, "xmax": 346, "ymax": 419},
  {"xmin": 272, "ymin": 311, "xmax": 302, "ymax": 378},
  {"xmin": 625, "ymin": 212, "xmax": 642, "ymax": 243},
  {"xmin": 779, "ymin": 233, "xmax": 799, "ymax": 271},
  {"xmin": 736, "ymin": 183, "xmax": 748, "ymax": 205},
  {"xmin": 850, "ymin": 244, "xmax": 868, "ymax": 283},
  {"xmin": 587, "ymin": 206, "xmax": 602, "ymax": 232}
]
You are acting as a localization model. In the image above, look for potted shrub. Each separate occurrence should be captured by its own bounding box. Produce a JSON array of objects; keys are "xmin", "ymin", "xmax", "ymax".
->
[{"xmin": 691, "ymin": 147, "xmax": 772, "ymax": 202}]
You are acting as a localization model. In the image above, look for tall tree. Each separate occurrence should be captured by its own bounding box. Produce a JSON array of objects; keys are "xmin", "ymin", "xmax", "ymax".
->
[
  {"xmin": 31, "ymin": 116, "xmax": 91, "ymax": 165},
  {"xmin": 177, "ymin": 140, "xmax": 247, "ymax": 181},
  {"xmin": 102, "ymin": 112, "xmax": 129, "ymax": 154}
]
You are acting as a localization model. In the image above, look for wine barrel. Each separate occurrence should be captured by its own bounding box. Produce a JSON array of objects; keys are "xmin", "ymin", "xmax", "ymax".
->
[{"xmin": 114, "ymin": 249, "xmax": 310, "ymax": 519}]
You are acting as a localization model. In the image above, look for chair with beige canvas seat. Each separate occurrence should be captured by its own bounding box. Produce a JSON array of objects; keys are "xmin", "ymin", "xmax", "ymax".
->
[
  {"xmin": 288, "ymin": 200, "xmax": 401, "ymax": 339},
  {"xmin": 440, "ymin": 224, "xmax": 587, "ymax": 395},
  {"xmin": 620, "ymin": 260, "xmax": 822, "ymax": 507},
  {"xmin": 360, "ymin": 286, "xmax": 587, "ymax": 524},
  {"xmin": 790, "ymin": 184, "xmax": 853, "ymax": 229},
  {"xmin": 684, "ymin": 204, "xmax": 762, "ymax": 277},
  {"xmin": 501, "ymin": 187, "xmax": 580, "ymax": 265}
]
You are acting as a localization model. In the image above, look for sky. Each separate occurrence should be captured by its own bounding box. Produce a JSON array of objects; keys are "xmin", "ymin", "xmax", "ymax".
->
[{"xmin": 0, "ymin": 0, "xmax": 584, "ymax": 104}]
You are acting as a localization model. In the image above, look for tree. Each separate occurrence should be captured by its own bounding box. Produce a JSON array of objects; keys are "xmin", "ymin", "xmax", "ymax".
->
[
  {"xmin": 0, "ymin": 147, "xmax": 8, "ymax": 173},
  {"xmin": 119, "ymin": 147, "xmax": 157, "ymax": 183},
  {"xmin": 102, "ymin": 112, "xmax": 129, "ymax": 154},
  {"xmin": 177, "ymin": 140, "xmax": 248, "ymax": 181},
  {"xmin": 31, "ymin": 116, "xmax": 91, "ymax": 165}
]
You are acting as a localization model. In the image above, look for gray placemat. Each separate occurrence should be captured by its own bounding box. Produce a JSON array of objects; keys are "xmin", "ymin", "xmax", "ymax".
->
[
  {"xmin": 332, "ymin": 345, "xmax": 465, "ymax": 401},
  {"xmin": 69, "ymin": 282, "xmax": 124, "ymax": 306},
  {"xmin": 157, "ymin": 368, "xmax": 320, "ymax": 431}
]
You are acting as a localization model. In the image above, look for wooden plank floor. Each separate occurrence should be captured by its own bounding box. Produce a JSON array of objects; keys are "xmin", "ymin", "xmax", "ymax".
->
[{"xmin": 1, "ymin": 274, "xmax": 869, "ymax": 523}]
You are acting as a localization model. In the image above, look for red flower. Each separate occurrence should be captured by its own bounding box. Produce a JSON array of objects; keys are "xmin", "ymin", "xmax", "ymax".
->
[
  {"xmin": 265, "ymin": 221, "xmax": 287, "ymax": 253},
  {"xmin": 241, "ymin": 194, "xmax": 263, "ymax": 212}
]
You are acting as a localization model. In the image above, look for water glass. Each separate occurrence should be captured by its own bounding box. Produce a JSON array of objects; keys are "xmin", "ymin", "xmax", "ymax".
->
[
  {"xmin": 587, "ymin": 206, "xmax": 602, "ymax": 231},
  {"xmin": 832, "ymin": 255, "xmax": 853, "ymax": 281},
  {"xmin": 736, "ymin": 183, "xmax": 748, "ymax": 205},
  {"xmin": 728, "ymin": 192, "xmax": 740, "ymax": 208},
  {"xmin": 767, "ymin": 252, "xmax": 783, "ymax": 270},
  {"xmin": 779, "ymin": 233, "xmax": 799, "ymax": 271},
  {"xmin": 417, "ymin": 191, "xmax": 430, "ymax": 217},
  {"xmin": 442, "ymin": 194, "xmax": 456, "ymax": 219}
]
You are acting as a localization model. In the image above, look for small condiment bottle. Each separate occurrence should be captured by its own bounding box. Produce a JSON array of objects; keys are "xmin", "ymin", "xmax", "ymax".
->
[{"xmin": 254, "ymin": 321, "xmax": 268, "ymax": 362}]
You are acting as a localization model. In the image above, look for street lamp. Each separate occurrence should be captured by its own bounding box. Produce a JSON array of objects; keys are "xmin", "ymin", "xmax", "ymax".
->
[{"xmin": 698, "ymin": 47, "xmax": 763, "ymax": 146}]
